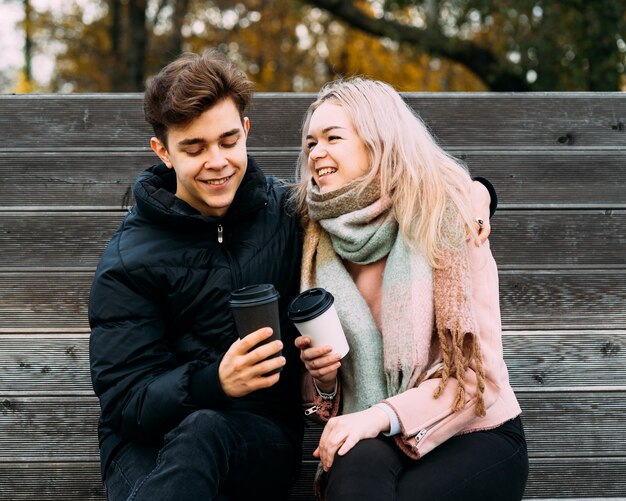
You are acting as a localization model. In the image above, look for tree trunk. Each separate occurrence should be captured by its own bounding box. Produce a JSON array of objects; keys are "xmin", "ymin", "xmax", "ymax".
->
[
  {"xmin": 583, "ymin": 1, "xmax": 621, "ymax": 91},
  {"xmin": 108, "ymin": 0, "xmax": 126, "ymax": 91},
  {"xmin": 128, "ymin": 0, "xmax": 148, "ymax": 91},
  {"xmin": 23, "ymin": 0, "xmax": 33, "ymax": 83},
  {"xmin": 170, "ymin": 0, "xmax": 192, "ymax": 58}
]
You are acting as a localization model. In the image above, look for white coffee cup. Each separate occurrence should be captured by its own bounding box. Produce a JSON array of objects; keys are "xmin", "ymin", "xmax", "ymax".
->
[{"xmin": 288, "ymin": 288, "xmax": 349, "ymax": 358}]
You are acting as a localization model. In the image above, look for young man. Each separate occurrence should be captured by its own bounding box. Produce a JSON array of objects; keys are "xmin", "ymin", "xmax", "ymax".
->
[{"xmin": 89, "ymin": 50, "xmax": 303, "ymax": 500}]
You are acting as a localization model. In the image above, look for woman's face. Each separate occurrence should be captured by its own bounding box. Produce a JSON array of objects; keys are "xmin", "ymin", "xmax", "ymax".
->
[{"xmin": 305, "ymin": 102, "xmax": 370, "ymax": 193}]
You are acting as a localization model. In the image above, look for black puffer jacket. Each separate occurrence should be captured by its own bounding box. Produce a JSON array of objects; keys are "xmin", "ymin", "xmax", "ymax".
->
[{"xmin": 89, "ymin": 157, "xmax": 303, "ymax": 477}]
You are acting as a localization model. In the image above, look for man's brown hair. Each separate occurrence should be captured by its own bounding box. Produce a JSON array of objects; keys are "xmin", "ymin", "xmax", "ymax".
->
[{"xmin": 144, "ymin": 49, "xmax": 254, "ymax": 147}]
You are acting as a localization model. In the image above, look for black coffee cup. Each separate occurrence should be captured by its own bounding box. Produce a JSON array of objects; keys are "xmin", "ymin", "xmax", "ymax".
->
[{"xmin": 229, "ymin": 284, "xmax": 282, "ymax": 374}]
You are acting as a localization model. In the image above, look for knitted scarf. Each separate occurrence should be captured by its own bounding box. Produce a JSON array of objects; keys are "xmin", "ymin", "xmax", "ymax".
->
[{"xmin": 301, "ymin": 177, "xmax": 486, "ymax": 416}]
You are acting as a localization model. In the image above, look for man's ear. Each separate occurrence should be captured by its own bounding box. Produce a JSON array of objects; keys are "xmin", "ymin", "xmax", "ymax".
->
[
  {"xmin": 150, "ymin": 137, "xmax": 173, "ymax": 168},
  {"xmin": 243, "ymin": 117, "xmax": 250, "ymax": 137}
]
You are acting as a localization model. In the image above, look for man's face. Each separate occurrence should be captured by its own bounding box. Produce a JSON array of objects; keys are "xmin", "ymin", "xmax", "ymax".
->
[{"xmin": 151, "ymin": 98, "xmax": 250, "ymax": 217}]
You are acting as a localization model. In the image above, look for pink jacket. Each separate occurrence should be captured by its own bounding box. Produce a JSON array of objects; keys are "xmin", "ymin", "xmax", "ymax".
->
[
  {"xmin": 384, "ymin": 239, "xmax": 521, "ymax": 459},
  {"xmin": 302, "ymin": 238, "xmax": 521, "ymax": 459}
]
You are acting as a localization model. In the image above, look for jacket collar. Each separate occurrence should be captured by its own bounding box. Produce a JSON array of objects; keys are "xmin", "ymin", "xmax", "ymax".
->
[{"xmin": 133, "ymin": 155, "xmax": 268, "ymax": 229}]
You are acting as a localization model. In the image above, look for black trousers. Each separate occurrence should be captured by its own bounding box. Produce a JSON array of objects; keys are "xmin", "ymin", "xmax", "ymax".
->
[
  {"xmin": 104, "ymin": 410, "xmax": 300, "ymax": 501},
  {"xmin": 325, "ymin": 416, "xmax": 528, "ymax": 501}
]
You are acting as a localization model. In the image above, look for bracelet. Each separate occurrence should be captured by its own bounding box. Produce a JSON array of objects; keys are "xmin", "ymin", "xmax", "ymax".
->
[{"xmin": 313, "ymin": 378, "xmax": 337, "ymax": 400}]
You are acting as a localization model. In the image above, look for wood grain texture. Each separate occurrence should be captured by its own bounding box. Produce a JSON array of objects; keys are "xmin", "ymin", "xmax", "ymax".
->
[
  {"xmin": 1, "ymin": 210, "xmax": 624, "ymax": 268},
  {"xmin": 0, "ymin": 463, "xmax": 105, "ymax": 501},
  {"xmin": 0, "ymin": 397, "xmax": 99, "ymax": 460},
  {"xmin": 2, "ymin": 94, "xmax": 625, "ymax": 150},
  {"xmin": 1, "ymin": 458, "xmax": 622, "ymax": 501},
  {"xmin": 300, "ymin": 392, "xmax": 626, "ymax": 459},
  {"xmin": 0, "ymin": 392, "xmax": 623, "ymax": 460},
  {"xmin": 293, "ymin": 458, "xmax": 626, "ymax": 500},
  {"xmin": 0, "ymin": 336, "xmax": 92, "ymax": 394},
  {"xmin": 1, "ymin": 331, "xmax": 624, "ymax": 394},
  {"xmin": 2, "ymin": 271, "xmax": 625, "ymax": 330},
  {"xmin": 1, "ymin": 151, "xmax": 625, "ymax": 209},
  {"xmin": 1, "ymin": 93, "xmax": 624, "ymax": 501},
  {"xmin": 502, "ymin": 331, "xmax": 626, "ymax": 389}
]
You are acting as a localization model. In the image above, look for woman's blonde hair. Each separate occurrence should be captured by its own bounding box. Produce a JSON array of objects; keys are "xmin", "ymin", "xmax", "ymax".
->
[{"xmin": 292, "ymin": 77, "xmax": 477, "ymax": 267}]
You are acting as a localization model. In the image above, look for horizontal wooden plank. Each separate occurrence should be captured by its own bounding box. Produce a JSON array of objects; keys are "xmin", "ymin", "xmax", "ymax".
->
[
  {"xmin": 1, "ymin": 210, "xmax": 624, "ymax": 269},
  {"xmin": 502, "ymin": 331, "xmax": 626, "ymax": 389},
  {"xmin": 0, "ymin": 151, "xmax": 297, "ymax": 208},
  {"xmin": 295, "ymin": 458, "xmax": 626, "ymax": 500},
  {"xmin": 2, "ymin": 151, "xmax": 625, "ymax": 209},
  {"xmin": 519, "ymin": 392, "xmax": 626, "ymax": 458},
  {"xmin": 0, "ymin": 336, "xmax": 92, "ymax": 394},
  {"xmin": 0, "ymin": 397, "xmax": 100, "ymax": 460},
  {"xmin": 301, "ymin": 392, "xmax": 626, "ymax": 460},
  {"xmin": 459, "ymin": 152, "xmax": 626, "ymax": 208},
  {"xmin": 520, "ymin": 457, "xmax": 626, "ymax": 499},
  {"xmin": 0, "ymin": 462, "xmax": 105, "ymax": 500},
  {"xmin": 0, "ymin": 272, "xmax": 93, "ymax": 330},
  {"xmin": 0, "ymin": 152, "xmax": 145, "ymax": 209},
  {"xmin": 0, "ymin": 392, "xmax": 624, "ymax": 460},
  {"xmin": 1, "ymin": 94, "xmax": 626, "ymax": 151},
  {"xmin": 499, "ymin": 270, "xmax": 626, "ymax": 330},
  {"xmin": 1, "ymin": 331, "xmax": 624, "ymax": 394},
  {"xmin": 0, "ymin": 95, "xmax": 153, "ymax": 151},
  {"xmin": 0, "ymin": 213, "xmax": 123, "ymax": 268},
  {"xmin": 2, "ymin": 271, "xmax": 625, "ymax": 330},
  {"xmin": 489, "ymin": 210, "xmax": 626, "ymax": 268},
  {"xmin": 402, "ymin": 93, "xmax": 626, "ymax": 151},
  {"xmin": 0, "ymin": 458, "xmax": 622, "ymax": 500}
]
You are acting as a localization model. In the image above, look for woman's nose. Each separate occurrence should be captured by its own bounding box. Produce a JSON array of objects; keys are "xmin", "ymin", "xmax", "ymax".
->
[{"xmin": 310, "ymin": 144, "xmax": 326, "ymax": 159}]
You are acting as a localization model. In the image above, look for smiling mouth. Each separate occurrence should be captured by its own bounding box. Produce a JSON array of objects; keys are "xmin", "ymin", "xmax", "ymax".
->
[
  {"xmin": 202, "ymin": 175, "xmax": 232, "ymax": 186},
  {"xmin": 317, "ymin": 167, "xmax": 337, "ymax": 177}
]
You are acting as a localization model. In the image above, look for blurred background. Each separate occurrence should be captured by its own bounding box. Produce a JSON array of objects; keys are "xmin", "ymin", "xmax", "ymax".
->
[{"xmin": 1, "ymin": 0, "xmax": 625, "ymax": 94}]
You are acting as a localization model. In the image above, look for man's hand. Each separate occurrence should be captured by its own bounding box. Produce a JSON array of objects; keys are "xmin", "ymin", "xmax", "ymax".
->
[
  {"xmin": 219, "ymin": 328, "xmax": 285, "ymax": 397},
  {"xmin": 313, "ymin": 407, "xmax": 390, "ymax": 471},
  {"xmin": 295, "ymin": 335, "xmax": 341, "ymax": 393}
]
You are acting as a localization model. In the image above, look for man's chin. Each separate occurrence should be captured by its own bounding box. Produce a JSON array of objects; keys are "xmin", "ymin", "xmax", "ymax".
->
[{"xmin": 201, "ymin": 196, "xmax": 235, "ymax": 217}]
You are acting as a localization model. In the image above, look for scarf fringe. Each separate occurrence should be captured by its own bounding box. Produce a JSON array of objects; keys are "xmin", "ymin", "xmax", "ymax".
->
[{"xmin": 432, "ymin": 329, "xmax": 486, "ymax": 417}]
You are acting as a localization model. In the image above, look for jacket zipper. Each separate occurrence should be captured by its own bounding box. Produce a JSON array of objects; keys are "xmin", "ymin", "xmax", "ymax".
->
[
  {"xmin": 215, "ymin": 223, "xmax": 243, "ymax": 290},
  {"xmin": 304, "ymin": 405, "xmax": 321, "ymax": 416},
  {"xmin": 415, "ymin": 429, "xmax": 427, "ymax": 443},
  {"xmin": 413, "ymin": 413, "xmax": 451, "ymax": 445}
]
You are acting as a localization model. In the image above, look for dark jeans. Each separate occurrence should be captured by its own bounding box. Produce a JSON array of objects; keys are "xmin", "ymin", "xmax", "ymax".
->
[
  {"xmin": 104, "ymin": 409, "xmax": 300, "ymax": 501},
  {"xmin": 325, "ymin": 416, "xmax": 528, "ymax": 501}
]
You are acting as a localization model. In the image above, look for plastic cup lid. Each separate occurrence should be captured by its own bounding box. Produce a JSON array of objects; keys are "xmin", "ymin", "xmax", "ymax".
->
[
  {"xmin": 287, "ymin": 288, "xmax": 334, "ymax": 322},
  {"xmin": 229, "ymin": 284, "xmax": 280, "ymax": 307}
]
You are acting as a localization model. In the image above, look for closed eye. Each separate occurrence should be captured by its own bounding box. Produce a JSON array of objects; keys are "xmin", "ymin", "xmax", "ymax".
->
[{"xmin": 185, "ymin": 149, "xmax": 204, "ymax": 157}]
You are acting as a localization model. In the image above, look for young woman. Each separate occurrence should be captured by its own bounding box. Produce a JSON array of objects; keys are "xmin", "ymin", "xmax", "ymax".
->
[{"xmin": 292, "ymin": 78, "xmax": 528, "ymax": 501}]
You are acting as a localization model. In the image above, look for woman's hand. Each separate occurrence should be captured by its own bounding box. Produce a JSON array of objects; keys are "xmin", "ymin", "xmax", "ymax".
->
[
  {"xmin": 471, "ymin": 180, "xmax": 492, "ymax": 245},
  {"xmin": 313, "ymin": 407, "xmax": 390, "ymax": 471},
  {"xmin": 295, "ymin": 335, "xmax": 341, "ymax": 392}
]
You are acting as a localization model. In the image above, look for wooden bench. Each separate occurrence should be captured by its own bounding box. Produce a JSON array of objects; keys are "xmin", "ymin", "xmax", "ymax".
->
[{"xmin": 1, "ymin": 93, "xmax": 625, "ymax": 500}]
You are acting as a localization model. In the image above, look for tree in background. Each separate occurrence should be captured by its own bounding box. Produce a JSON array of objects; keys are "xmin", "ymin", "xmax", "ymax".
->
[
  {"xmin": 34, "ymin": 0, "xmax": 189, "ymax": 92},
  {"xmin": 6, "ymin": 0, "xmax": 626, "ymax": 92},
  {"xmin": 305, "ymin": 0, "xmax": 626, "ymax": 91},
  {"xmin": 19, "ymin": 0, "xmax": 34, "ymax": 92},
  {"xmin": 25, "ymin": 0, "xmax": 479, "ymax": 92}
]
